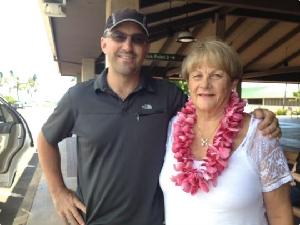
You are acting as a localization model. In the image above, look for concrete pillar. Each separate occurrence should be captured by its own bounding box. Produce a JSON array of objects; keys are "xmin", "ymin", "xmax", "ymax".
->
[
  {"xmin": 104, "ymin": 0, "xmax": 139, "ymax": 67},
  {"xmin": 76, "ymin": 74, "xmax": 82, "ymax": 83},
  {"xmin": 81, "ymin": 58, "xmax": 96, "ymax": 81}
]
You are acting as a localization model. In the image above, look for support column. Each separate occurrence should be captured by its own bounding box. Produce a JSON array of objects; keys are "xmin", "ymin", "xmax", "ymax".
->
[
  {"xmin": 104, "ymin": 0, "xmax": 139, "ymax": 67},
  {"xmin": 76, "ymin": 74, "xmax": 82, "ymax": 83},
  {"xmin": 81, "ymin": 58, "xmax": 96, "ymax": 81},
  {"xmin": 215, "ymin": 12, "xmax": 226, "ymax": 40}
]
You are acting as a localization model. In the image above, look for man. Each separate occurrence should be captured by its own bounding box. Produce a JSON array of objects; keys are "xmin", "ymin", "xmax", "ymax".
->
[{"xmin": 37, "ymin": 8, "xmax": 281, "ymax": 225}]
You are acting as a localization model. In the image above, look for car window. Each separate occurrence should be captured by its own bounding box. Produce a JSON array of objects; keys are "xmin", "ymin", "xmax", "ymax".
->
[
  {"xmin": 0, "ymin": 105, "xmax": 14, "ymax": 123},
  {"xmin": 0, "ymin": 105, "xmax": 5, "ymax": 123}
]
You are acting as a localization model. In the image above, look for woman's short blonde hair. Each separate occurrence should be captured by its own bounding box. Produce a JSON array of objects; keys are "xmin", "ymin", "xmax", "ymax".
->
[{"xmin": 181, "ymin": 39, "xmax": 243, "ymax": 81}]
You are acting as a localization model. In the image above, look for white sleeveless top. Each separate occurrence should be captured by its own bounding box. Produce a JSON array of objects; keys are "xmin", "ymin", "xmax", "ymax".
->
[{"xmin": 159, "ymin": 116, "xmax": 292, "ymax": 225}]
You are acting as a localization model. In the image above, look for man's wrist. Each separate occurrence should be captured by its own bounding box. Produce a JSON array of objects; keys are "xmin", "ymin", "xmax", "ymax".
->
[{"xmin": 49, "ymin": 183, "xmax": 67, "ymax": 197}]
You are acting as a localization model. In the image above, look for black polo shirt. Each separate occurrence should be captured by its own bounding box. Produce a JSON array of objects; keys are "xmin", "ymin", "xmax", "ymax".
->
[{"xmin": 42, "ymin": 69, "xmax": 187, "ymax": 225}]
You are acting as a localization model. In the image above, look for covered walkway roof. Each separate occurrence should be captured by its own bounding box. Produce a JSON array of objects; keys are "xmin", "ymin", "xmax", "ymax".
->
[{"xmin": 40, "ymin": 0, "xmax": 300, "ymax": 82}]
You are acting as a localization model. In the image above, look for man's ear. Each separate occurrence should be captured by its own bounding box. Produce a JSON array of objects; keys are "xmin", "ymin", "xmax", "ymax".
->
[{"xmin": 100, "ymin": 37, "xmax": 107, "ymax": 54}]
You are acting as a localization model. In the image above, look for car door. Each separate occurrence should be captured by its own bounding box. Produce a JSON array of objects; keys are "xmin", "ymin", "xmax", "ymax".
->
[{"xmin": 0, "ymin": 97, "xmax": 33, "ymax": 187}]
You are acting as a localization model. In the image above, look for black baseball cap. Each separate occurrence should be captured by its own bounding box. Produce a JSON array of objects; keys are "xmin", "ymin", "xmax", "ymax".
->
[{"xmin": 103, "ymin": 8, "xmax": 149, "ymax": 36}]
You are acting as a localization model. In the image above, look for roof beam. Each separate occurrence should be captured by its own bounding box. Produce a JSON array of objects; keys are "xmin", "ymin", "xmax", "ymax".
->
[
  {"xmin": 224, "ymin": 17, "xmax": 246, "ymax": 39},
  {"xmin": 243, "ymin": 74, "xmax": 300, "ymax": 83},
  {"xmin": 243, "ymin": 66, "xmax": 300, "ymax": 79},
  {"xmin": 139, "ymin": 0, "xmax": 166, "ymax": 8},
  {"xmin": 148, "ymin": 10, "xmax": 217, "ymax": 42},
  {"xmin": 244, "ymin": 25, "xmax": 300, "ymax": 69},
  {"xmin": 237, "ymin": 21, "xmax": 278, "ymax": 54},
  {"xmin": 194, "ymin": 0, "xmax": 300, "ymax": 15},
  {"xmin": 230, "ymin": 8, "xmax": 300, "ymax": 23},
  {"xmin": 146, "ymin": 3, "xmax": 215, "ymax": 24},
  {"xmin": 270, "ymin": 49, "xmax": 300, "ymax": 70}
]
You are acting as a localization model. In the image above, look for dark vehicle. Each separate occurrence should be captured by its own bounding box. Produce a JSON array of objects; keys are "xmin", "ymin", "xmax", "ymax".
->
[{"xmin": 0, "ymin": 96, "xmax": 34, "ymax": 187}]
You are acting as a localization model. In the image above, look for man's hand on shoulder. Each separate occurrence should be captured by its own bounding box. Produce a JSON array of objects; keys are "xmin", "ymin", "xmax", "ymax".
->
[{"xmin": 252, "ymin": 108, "xmax": 281, "ymax": 139}]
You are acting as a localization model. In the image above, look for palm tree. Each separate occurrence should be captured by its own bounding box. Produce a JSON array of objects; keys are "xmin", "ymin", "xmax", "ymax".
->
[
  {"xmin": 9, "ymin": 70, "xmax": 21, "ymax": 100},
  {"xmin": 27, "ymin": 74, "xmax": 38, "ymax": 95}
]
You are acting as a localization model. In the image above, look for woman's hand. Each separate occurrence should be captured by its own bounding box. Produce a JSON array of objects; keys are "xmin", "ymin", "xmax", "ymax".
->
[{"xmin": 252, "ymin": 108, "xmax": 281, "ymax": 139}]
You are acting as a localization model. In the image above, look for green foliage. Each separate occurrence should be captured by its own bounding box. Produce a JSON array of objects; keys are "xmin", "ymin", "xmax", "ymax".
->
[
  {"xmin": 294, "ymin": 90, "xmax": 300, "ymax": 101},
  {"xmin": 0, "ymin": 71, "xmax": 38, "ymax": 100},
  {"xmin": 3, "ymin": 96, "xmax": 16, "ymax": 104},
  {"xmin": 295, "ymin": 109, "xmax": 300, "ymax": 115},
  {"xmin": 276, "ymin": 108, "xmax": 287, "ymax": 115},
  {"xmin": 172, "ymin": 80, "xmax": 188, "ymax": 95}
]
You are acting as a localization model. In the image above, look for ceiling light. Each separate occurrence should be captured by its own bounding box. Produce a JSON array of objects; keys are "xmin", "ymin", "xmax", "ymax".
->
[{"xmin": 177, "ymin": 30, "xmax": 195, "ymax": 43}]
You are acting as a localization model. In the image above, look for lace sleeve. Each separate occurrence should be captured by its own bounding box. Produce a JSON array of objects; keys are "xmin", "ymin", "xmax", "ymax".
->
[{"xmin": 247, "ymin": 126, "xmax": 292, "ymax": 192}]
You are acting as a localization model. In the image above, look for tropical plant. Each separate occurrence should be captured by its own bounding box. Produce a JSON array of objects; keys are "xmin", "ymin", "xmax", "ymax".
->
[
  {"xmin": 276, "ymin": 108, "xmax": 288, "ymax": 115},
  {"xmin": 3, "ymin": 96, "xmax": 16, "ymax": 104},
  {"xmin": 172, "ymin": 80, "xmax": 188, "ymax": 95},
  {"xmin": 293, "ymin": 90, "xmax": 300, "ymax": 102}
]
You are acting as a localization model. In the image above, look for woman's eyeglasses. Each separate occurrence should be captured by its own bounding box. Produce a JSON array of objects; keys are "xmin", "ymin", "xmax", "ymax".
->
[{"xmin": 105, "ymin": 30, "xmax": 148, "ymax": 45}]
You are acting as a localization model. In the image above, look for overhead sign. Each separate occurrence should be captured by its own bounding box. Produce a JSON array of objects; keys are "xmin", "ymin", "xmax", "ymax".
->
[{"xmin": 146, "ymin": 53, "xmax": 185, "ymax": 62}]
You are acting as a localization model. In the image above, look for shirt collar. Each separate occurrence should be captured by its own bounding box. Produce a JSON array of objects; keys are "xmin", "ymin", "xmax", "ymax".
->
[
  {"xmin": 94, "ymin": 68, "xmax": 155, "ymax": 93},
  {"xmin": 93, "ymin": 68, "xmax": 109, "ymax": 92}
]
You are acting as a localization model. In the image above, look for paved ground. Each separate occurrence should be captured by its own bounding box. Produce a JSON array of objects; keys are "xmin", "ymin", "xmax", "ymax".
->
[
  {"xmin": 0, "ymin": 105, "xmax": 52, "ymax": 225},
  {"xmin": 26, "ymin": 137, "xmax": 77, "ymax": 225},
  {"xmin": 0, "ymin": 151, "xmax": 40, "ymax": 225}
]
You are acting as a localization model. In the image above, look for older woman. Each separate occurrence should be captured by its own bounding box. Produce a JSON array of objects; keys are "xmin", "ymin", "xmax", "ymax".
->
[{"xmin": 159, "ymin": 40, "xmax": 293, "ymax": 225}]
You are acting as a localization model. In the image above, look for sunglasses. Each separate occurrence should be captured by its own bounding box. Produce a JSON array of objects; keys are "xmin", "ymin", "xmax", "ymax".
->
[{"xmin": 105, "ymin": 30, "xmax": 148, "ymax": 45}]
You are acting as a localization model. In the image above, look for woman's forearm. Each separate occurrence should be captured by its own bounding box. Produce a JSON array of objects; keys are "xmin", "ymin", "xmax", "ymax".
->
[{"xmin": 264, "ymin": 184, "xmax": 293, "ymax": 225}]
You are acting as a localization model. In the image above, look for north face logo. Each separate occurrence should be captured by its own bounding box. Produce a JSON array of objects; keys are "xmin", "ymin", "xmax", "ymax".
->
[{"xmin": 141, "ymin": 104, "xmax": 152, "ymax": 110}]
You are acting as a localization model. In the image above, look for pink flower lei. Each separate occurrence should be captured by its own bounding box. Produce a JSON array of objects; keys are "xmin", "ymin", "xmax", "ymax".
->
[{"xmin": 171, "ymin": 91, "xmax": 246, "ymax": 195}]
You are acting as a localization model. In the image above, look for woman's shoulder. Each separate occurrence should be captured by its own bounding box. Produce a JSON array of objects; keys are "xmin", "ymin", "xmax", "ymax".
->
[
  {"xmin": 234, "ymin": 113, "xmax": 251, "ymax": 149},
  {"xmin": 241, "ymin": 115, "xmax": 280, "ymax": 159},
  {"xmin": 249, "ymin": 115, "xmax": 278, "ymax": 147},
  {"xmin": 170, "ymin": 115, "xmax": 178, "ymax": 124},
  {"xmin": 242, "ymin": 113, "xmax": 251, "ymax": 129},
  {"xmin": 245, "ymin": 115, "xmax": 267, "ymax": 141},
  {"xmin": 247, "ymin": 114, "xmax": 260, "ymax": 130},
  {"xmin": 243, "ymin": 115, "xmax": 281, "ymax": 162}
]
